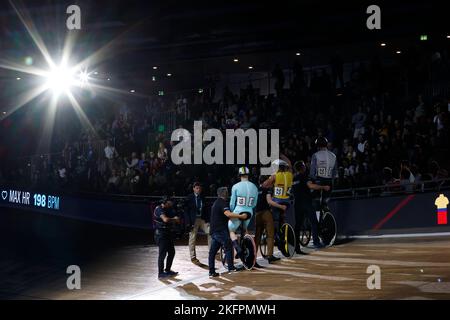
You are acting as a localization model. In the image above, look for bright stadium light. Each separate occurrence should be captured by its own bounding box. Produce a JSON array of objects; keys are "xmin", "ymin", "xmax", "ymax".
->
[
  {"xmin": 45, "ymin": 64, "xmax": 76, "ymax": 95},
  {"xmin": 78, "ymin": 70, "xmax": 89, "ymax": 84}
]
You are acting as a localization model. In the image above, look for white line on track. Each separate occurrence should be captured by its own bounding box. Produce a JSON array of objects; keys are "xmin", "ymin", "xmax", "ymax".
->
[{"xmin": 343, "ymin": 232, "xmax": 450, "ymax": 240}]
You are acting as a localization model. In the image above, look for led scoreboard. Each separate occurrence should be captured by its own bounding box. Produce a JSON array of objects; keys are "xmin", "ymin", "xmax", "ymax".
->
[{"xmin": 1, "ymin": 189, "xmax": 60, "ymax": 211}]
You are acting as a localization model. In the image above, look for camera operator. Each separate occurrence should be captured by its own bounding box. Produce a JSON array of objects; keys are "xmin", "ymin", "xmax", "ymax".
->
[{"xmin": 153, "ymin": 197, "xmax": 181, "ymax": 279}]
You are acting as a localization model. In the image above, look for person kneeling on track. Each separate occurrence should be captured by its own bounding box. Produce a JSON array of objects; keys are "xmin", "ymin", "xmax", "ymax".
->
[
  {"xmin": 293, "ymin": 161, "xmax": 330, "ymax": 251},
  {"xmin": 255, "ymin": 175, "xmax": 283, "ymax": 264},
  {"xmin": 228, "ymin": 167, "xmax": 259, "ymax": 261},
  {"xmin": 208, "ymin": 187, "xmax": 248, "ymax": 277}
]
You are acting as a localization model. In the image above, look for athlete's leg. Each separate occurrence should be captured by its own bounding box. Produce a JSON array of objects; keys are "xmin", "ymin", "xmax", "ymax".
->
[
  {"xmin": 228, "ymin": 219, "xmax": 243, "ymax": 256},
  {"xmin": 294, "ymin": 204, "xmax": 305, "ymax": 253},
  {"xmin": 263, "ymin": 210, "xmax": 275, "ymax": 256},
  {"xmin": 242, "ymin": 213, "xmax": 252, "ymax": 234},
  {"xmin": 272, "ymin": 206, "xmax": 281, "ymax": 234},
  {"xmin": 310, "ymin": 198, "xmax": 321, "ymax": 246},
  {"xmin": 254, "ymin": 211, "xmax": 264, "ymax": 254}
]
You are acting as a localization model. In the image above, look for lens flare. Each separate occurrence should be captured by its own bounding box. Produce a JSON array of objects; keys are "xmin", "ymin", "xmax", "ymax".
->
[{"xmin": 45, "ymin": 64, "xmax": 76, "ymax": 95}]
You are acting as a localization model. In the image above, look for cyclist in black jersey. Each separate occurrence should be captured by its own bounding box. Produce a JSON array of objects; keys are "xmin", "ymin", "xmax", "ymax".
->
[{"xmin": 292, "ymin": 161, "xmax": 330, "ymax": 250}]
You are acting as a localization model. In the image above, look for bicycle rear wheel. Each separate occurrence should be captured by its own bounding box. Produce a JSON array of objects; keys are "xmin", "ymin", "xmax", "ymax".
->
[
  {"xmin": 299, "ymin": 217, "xmax": 312, "ymax": 247},
  {"xmin": 319, "ymin": 211, "xmax": 337, "ymax": 246},
  {"xmin": 241, "ymin": 234, "xmax": 256, "ymax": 270},
  {"xmin": 279, "ymin": 223, "xmax": 296, "ymax": 258},
  {"xmin": 259, "ymin": 229, "xmax": 268, "ymax": 258}
]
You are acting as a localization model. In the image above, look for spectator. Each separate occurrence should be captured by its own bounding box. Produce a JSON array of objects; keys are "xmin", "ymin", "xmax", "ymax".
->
[
  {"xmin": 400, "ymin": 169, "xmax": 414, "ymax": 193},
  {"xmin": 157, "ymin": 142, "xmax": 168, "ymax": 162},
  {"xmin": 106, "ymin": 169, "xmax": 121, "ymax": 193},
  {"xmin": 124, "ymin": 152, "xmax": 139, "ymax": 176},
  {"xmin": 104, "ymin": 141, "xmax": 118, "ymax": 170},
  {"xmin": 352, "ymin": 106, "xmax": 367, "ymax": 138}
]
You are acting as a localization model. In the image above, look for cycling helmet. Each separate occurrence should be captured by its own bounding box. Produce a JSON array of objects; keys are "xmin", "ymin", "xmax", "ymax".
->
[
  {"xmin": 294, "ymin": 160, "xmax": 306, "ymax": 172},
  {"xmin": 272, "ymin": 159, "xmax": 288, "ymax": 168},
  {"xmin": 315, "ymin": 136, "xmax": 328, "ymax": 148},
  {"xmin": 238, "ymin": 166, "xmax": 250, "ymax": 176}
]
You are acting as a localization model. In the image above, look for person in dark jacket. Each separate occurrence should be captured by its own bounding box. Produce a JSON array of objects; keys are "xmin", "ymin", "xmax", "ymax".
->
[
  {"xmin": 208, "ymin": 187, "xmax": 246, "ymax": 277},
  {"xmin": 185, "ymin": 182, "xmax": 211, "ymax": 264},
  {"xmin": 292, "ymin": 161, "xmax": 330, "ymax": 251},
  {"xmin": 153, "ymin": 196, "xmax": 181, "ymax": 279}
]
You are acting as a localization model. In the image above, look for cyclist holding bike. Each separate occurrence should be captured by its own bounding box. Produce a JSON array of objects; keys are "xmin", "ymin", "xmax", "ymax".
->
[
  {"xmin": 292, "ymin": 161, "xmax": 330, "ymax": 251},
  {"xmin": 310, "ymin": 137, "xmax": 337, "ymax": 243},
  {"xmin": 255, "ymin": 175, "xmax": 283, "ymax": 264},
  {"xmin": 263, "ymin": 157, "xmax": 294, "ymax": 250},
  {"xmin": 229, "ymin": 167, "xmax": 259, "ymax": 261}
]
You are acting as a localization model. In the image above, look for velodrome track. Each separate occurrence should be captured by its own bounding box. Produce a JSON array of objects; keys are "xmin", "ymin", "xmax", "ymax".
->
[{"xmin": 1, "ymin": 209, "xmax": 449, "ymax": 300}]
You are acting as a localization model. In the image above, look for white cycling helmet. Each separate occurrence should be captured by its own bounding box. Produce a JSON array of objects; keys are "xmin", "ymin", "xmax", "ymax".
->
[
  {"xmin": 238, "ymin": 166, "xmax": 250, "ymax": 176},
  {"xmin": 272, "ymin": 159, "xmax": 288, "ymax": 167}
]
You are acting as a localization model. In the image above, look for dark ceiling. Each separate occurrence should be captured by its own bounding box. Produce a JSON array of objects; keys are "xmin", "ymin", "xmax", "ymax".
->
[{"xmin": 0, "ymin": 0, "xmax": 446, "ymax": 91}]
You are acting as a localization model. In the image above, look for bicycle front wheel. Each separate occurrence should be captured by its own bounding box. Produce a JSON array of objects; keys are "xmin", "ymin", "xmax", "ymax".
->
[
  {"xmin": 279, "ymin": 223, "xmax": 296, "ymax": 258},
  {"xmin": 319, "ymin": 211, "xmax": 337, "ymax": 246}
]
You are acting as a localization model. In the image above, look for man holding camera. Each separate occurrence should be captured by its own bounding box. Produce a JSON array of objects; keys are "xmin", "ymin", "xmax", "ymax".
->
[{"xmin": 154, "ymin": 197, "xmax": 181, "ymax": 279}]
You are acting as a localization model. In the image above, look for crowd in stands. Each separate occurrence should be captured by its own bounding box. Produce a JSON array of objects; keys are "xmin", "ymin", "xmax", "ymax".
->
[{"xmin": 1, "ymin": 44, "xmax": 449, "ymax": 197}]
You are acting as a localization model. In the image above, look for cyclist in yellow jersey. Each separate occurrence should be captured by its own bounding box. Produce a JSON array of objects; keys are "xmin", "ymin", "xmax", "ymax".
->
[
  {"xmin": 262, "ymin": 157, "xmax": 293, "ymax": 235},
  {"xmin": 273, "ymin": 169, "xmax": 293, "ymax": 200}
]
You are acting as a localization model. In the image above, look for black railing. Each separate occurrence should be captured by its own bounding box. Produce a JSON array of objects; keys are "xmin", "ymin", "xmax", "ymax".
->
[
  {"xmin": 64, "ymin": 178, "xmax": 450, "ymax": 203},
  {"xmin": 331, "ymin": 178, "xmax": 450, "ymax": 200}
]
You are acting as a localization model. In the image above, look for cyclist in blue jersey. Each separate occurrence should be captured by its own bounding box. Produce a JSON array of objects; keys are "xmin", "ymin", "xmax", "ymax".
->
[{"xmin": 229, "ymin": 166, "xmax": 259, "ymax": 260}]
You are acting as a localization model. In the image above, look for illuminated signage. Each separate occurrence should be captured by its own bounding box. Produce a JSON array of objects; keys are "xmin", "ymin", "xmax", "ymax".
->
[{"xmin": 1, "ymin": 189, "xmax": 60, "ymax": 211}]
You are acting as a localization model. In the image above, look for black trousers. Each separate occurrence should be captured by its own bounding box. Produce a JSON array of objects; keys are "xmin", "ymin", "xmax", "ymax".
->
[
  {"xmin": 295, "ymin": 200, "xmax": 320, "ymax": 245},
  {"xmin": 155, "ymin": 228, "xmax": 175, "ymax": 274},
  {"xmin": 209, "ymin": 230, "xmax": 233, "ymax": 272}
]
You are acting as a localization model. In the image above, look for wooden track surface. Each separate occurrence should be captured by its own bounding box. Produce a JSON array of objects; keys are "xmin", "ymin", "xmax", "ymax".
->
[{"xmin": 1, "ymin": 235, "xmax": 450, "ymax": 300}]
